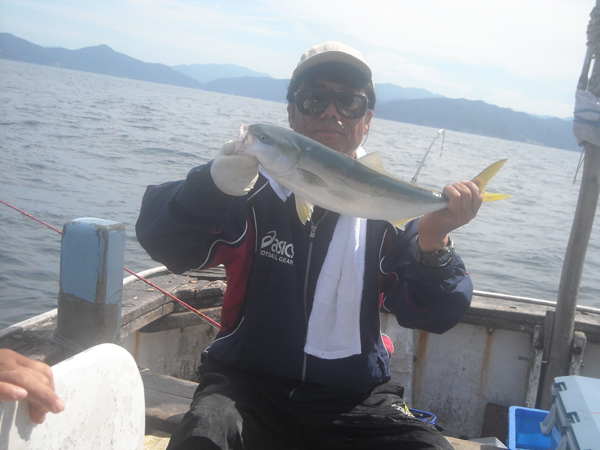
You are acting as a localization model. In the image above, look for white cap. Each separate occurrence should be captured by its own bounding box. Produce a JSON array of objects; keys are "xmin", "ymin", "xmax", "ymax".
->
[{"xmin": 291, "ymin": 41, "xmax": 372, "ymax": 82}]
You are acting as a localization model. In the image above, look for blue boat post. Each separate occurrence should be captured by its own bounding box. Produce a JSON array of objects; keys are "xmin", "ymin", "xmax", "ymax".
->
[{"xmin": 56, "ymin": 218, "xmax": 126, "ymax": 350}]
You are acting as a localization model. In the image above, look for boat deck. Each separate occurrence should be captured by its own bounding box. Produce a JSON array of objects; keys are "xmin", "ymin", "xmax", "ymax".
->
[{"xmin": 144, "ymin": 430, "xmax": 170, "ymax": 450}]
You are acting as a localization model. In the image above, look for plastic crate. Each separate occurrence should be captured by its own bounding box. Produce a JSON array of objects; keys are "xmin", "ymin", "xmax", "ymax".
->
[
  {"xmin": 540, "ymin": 375, "xmax": 600, "ymax": 450},
  {"xmin": 508, "ymin": 406, "xmax": 551, "ymax": 450}
]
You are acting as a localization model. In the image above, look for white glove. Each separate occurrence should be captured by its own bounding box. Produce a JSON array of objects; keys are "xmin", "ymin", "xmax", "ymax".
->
[{"xmin": 210, "ymin": 140, "xmax": 259, "ymax": 196}]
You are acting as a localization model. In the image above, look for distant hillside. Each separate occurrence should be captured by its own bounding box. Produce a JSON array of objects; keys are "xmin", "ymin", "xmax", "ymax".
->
[
  {"xmin": 0, "ymin": 33, "xmax": 202, "ymax": 88},
  {"xmin": 0, "ymin": 33, "xmax": 578, "ymax": 151},
  {"xmin": 172, "ymin": 63, "xmax": 272, "ymax": 83},
  {"xmin": 375, "ymin": 83, "xmax": 444, "ymax": 102},
  {"xmin": 199, "ymin": 78, "xmax": 443, "ymax": 104},
  {"xmin": 376, "ymin": 98, "xmax": 578, "ymax": 151},
  {"xmin": 202, "ymin": 77, "xmax": 289, "ymax": 102}
]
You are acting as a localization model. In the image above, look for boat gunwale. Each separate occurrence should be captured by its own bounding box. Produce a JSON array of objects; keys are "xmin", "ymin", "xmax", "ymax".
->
[{"xmin": 2, "ymin": 266, "xmax": 600, "ymax": 358}]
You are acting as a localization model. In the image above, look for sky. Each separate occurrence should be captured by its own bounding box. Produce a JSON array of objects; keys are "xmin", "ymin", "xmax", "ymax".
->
[{"xmin": 0, "ymin": 0, "xmax": 595, "ymax": 118}]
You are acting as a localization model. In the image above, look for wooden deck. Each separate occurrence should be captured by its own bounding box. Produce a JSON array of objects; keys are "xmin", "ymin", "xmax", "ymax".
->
[{"xmin": 144, "ymin": 430, "xmax": 171, "ymax": 450}]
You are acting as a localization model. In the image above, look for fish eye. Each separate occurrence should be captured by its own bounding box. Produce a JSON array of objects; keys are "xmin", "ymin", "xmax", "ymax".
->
[{"xmin": 259, "ymin": 134, "xmax": 269, "ymax": 143}]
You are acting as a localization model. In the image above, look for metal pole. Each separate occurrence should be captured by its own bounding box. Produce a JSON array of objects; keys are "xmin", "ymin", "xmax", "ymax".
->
[
  {"xmin": 539, "ymin": 145, "xmax": 600, "ymax": 408},
  {"xmin": 539, "ymin": 1, "xmax": 600, "ymax": 408}
]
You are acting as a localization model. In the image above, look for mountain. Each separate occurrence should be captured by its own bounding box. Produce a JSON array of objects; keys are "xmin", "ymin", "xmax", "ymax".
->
[
  {"xmin": 172, "ymin": 63, "xmax": 272, "ymax": 83},
  {"xmin": 376, "ymin": 98, "xmax": 578, "ymax": 151},
  {"xmin": 0, "ymin": 33, "xmax": 202, "ymax": 89},
  {"xmin": 202, "ymin": 77, "xmax": 289, "ymax": 102},
  {"xmin": 375, "ymin": 83, "xmax": 444, "ymax": 102},
  {"xmin": 0, "ymin": 33, "xmax": 578, "ymax": 151}
]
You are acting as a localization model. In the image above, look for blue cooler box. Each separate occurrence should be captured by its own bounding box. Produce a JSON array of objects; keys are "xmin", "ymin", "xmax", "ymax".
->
[
  {"xmin": 508, "ymin": 406, "xmax": 551, "ymax": 450},
  {"xmin": 540, "ymin": 375, "xmax": 600, "ymax": 450}
]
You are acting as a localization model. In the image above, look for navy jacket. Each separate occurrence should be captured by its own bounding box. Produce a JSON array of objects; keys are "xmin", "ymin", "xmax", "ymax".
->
[{"xmin": 136, "ymin": 162, "xmax": 472, "ymax": 394}]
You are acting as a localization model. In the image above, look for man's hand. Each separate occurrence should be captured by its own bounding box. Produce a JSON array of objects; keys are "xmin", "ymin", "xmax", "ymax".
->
[
  {"xmin": 417, "ymin": 180, "xmax": 483, "ymax": 252},
  {"xmin": 210, "ymin": 140, "xmax": 259, "ymax": 196},
  {"xmin": 0, "ymin": 348, "xmax": 65, "ymax": 424}
]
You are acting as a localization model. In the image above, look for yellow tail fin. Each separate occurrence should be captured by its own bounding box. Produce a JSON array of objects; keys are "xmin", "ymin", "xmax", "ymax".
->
[{"xmin": 472, "ymin": 159, "xmax": 511, "ymax": 202}]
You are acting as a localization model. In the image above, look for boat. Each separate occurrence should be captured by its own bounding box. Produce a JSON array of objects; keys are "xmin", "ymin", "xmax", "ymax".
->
[
  {"xmin": 1, "ymin": 245, "xmax": 599, "ymax": 449},
  {"xmin": 3, "ymin": 4, "xmax": 600, "ymax": 449}
]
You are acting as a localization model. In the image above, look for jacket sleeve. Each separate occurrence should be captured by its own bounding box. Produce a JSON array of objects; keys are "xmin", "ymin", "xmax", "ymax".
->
[
  {"xmin": 379, "ymin": 219, "xmax": 472, "ymax": 334},
  {"xmin": 135, "ymin": 162, "xmax": 250, "ymax": 273}
]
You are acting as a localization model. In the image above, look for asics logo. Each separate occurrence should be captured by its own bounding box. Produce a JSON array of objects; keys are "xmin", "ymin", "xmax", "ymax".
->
[{"xmin": 260, "ymin": 230, "xmax": 294, "ymax": 265}]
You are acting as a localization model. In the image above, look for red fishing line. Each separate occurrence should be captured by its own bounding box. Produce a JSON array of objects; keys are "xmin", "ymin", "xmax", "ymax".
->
[{"xmin": 1, "ymin": 199, "xmax": 221, "ymax": 330}]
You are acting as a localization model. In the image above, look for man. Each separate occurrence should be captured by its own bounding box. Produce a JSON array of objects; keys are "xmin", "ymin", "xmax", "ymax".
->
[
  {"xmin": 0, "ymin": 348, "xmax": 65, "ymax": 424},
  {"xmin": 136, "ymin": 42, "xmax": 481, "ymax": 450}
]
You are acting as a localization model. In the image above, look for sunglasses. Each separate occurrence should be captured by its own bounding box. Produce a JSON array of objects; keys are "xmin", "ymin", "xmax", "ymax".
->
[{"xmin": 294, "ymin": 89, "xmax": 369, "ymax": 120}]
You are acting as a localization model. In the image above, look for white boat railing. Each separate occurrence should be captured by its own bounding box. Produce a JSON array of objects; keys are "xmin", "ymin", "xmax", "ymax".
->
[{"xmin": 473, "ymin": 290, "xmax": 600, "ymax": 315}]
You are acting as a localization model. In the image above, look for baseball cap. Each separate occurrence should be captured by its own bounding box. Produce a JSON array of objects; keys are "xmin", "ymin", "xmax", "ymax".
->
[{"xmin": 291, "ymin": 41, "xmax": 372, "ymax": 83}]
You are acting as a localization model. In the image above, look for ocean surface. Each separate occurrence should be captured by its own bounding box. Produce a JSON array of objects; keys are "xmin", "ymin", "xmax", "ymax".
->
[{"xmin": 1, "ymin": 59, "xmax": 599, "ymax": 328}]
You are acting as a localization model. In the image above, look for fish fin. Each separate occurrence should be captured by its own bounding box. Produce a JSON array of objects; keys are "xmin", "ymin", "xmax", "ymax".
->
[
  {"xmin": 357, "ymin": 152, "xmax": 388, "ymax": 174},
  {"xmin": 483, "ymin": 192, "xmax": 512, "ymax": 202},
  {"xmin": 298, "ymin": 168, "xmax": 329, "ymax": 188},
  {"xmin": 471, "ymin": 159, "xmax": 511, "ymax": 202},
  {"xmin": 295, "ymin": 196, "xmax": 314, "ymax": 224}
]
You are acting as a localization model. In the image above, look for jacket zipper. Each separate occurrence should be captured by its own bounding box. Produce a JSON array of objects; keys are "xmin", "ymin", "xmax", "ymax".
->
[{"xmin": 300, "ymin": 210, "xmax": 327, "ymax": 384}]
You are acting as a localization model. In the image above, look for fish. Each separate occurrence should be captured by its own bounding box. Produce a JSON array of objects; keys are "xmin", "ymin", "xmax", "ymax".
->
[{"xmin": 235, "ymin": 123, "xmax": 510, "ymax": 226}]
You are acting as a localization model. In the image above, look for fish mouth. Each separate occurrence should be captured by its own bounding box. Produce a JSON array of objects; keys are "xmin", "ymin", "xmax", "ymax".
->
[{"xmin": 236, "ymin": 124, "xmax": 252, "ymax": 151}]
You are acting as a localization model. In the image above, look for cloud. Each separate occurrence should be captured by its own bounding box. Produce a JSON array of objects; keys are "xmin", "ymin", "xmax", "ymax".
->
[{"xmin": 1, "ymin": 0, "xmax": 594, "ymax": 116}]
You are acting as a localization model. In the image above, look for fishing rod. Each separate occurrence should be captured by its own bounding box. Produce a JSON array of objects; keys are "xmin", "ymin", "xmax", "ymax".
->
[
  {"xmin": 0, "ymin": 199, "xmax": 221, "ymax": 330},
  {"xmin": 411, "ymin": 129, "xmax": 445, "ymax": 184}
]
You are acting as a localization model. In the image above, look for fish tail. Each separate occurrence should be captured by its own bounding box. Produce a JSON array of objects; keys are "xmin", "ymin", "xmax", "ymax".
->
[{"xmin": 472, "ymin": 159, "xmax": 511, "ymax": 202}]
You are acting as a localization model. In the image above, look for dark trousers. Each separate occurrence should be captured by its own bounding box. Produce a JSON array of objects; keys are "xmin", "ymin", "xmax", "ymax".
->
[{"xmin": 166, "ymin": 364, "xmax": 453, "ymax": 450}]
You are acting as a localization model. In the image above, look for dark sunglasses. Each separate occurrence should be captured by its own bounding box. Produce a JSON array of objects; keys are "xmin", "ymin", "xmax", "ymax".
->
[{"xmin": 294, "ymin": 89, "xmax": 369, "ymax": 120}]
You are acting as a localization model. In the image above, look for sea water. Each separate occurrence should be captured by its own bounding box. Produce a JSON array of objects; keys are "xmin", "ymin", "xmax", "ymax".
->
[{"xmin": 1, "ymin": 59, "xmax": 599, "ymax": 327}]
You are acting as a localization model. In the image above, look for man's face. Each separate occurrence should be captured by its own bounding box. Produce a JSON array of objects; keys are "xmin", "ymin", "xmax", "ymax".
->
[{"xmin": 287, "ymin": 79, "xmax": 373, "ymax": 158}]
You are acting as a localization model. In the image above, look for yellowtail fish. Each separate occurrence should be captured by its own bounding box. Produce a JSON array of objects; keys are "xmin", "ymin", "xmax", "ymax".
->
[{"xmin": 235, "ymin": 123, "xmax": 510, "ymax": 226}]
